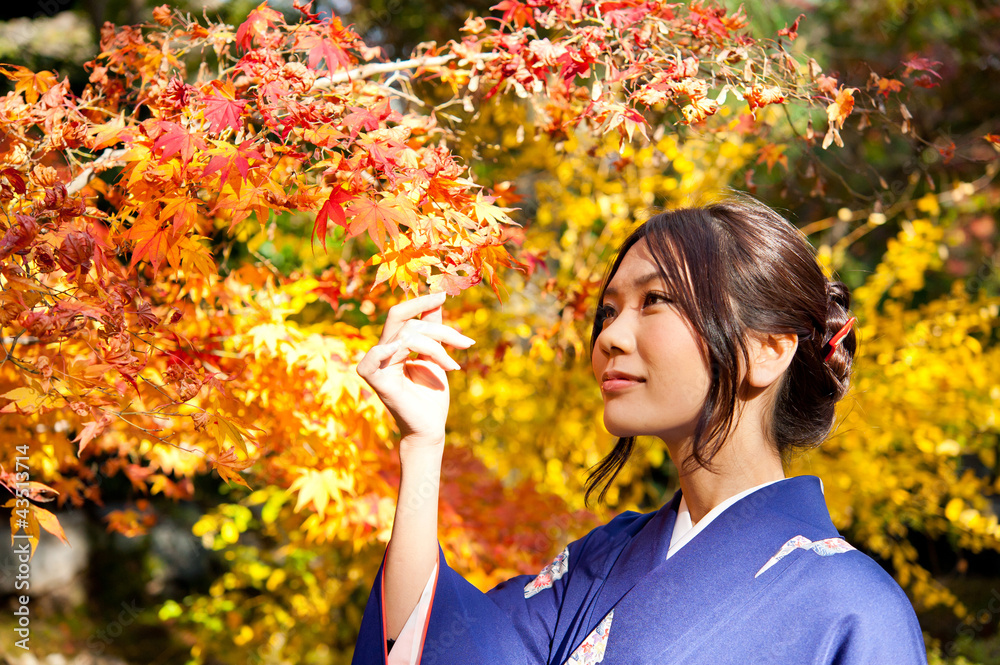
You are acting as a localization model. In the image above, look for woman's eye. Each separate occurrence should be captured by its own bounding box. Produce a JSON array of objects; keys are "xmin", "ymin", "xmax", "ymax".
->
[
  {"xmin": 643, "ymin": 291, "xmax": 672, "ymax": 307},
  {"xmin": 597, "ymin": 304, "xmax": 617, "ymax": 324}
]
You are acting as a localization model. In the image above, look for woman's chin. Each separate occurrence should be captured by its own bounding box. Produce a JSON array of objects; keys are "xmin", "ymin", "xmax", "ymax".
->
[{"xmin": 603, "ymin": 418, "xmax": 642, "ymax": 439}]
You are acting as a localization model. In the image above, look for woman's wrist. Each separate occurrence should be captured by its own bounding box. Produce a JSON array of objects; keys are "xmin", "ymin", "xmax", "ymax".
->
[
  {"xmin": 398, "ymin": 435, "xmax": 446, "ymax": 459},
  {"xmin": 395, "ymin": 438, "xmax": 444, "ymax": 518}
]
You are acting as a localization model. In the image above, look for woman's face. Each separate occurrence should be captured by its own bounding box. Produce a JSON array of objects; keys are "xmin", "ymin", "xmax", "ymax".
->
[{"xmin": 591, "ymin": 238, "xmax": 712, "ymax": 444}]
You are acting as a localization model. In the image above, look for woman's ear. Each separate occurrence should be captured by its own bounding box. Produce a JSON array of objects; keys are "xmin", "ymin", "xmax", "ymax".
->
[{"xmin": 746, "ymin": 331, "xmax": 799, "ymax": 389}]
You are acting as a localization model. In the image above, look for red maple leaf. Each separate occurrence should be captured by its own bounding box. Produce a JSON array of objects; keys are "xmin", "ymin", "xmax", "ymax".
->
[
  {"xmin": 235, "ymin": 2, "xmax": 284, "ymax": 50},
  {"xmin": 201, "ymin": 81, "xmax": 248, "ymax": 134},
  {"xmin": 492, "ymin": 0, "xmax": 536, "ymax": 28},
  {"xmin": 428, "ymin": 268, "xmax": 480, "ymax": 296},
  {"xmin": 313, "ymin": 186, "xmax": 354, "ymax": 251},
  {"xmin": 202, "ymin": 140, "xmax": 265, "ymax": 184},
  {"xmin": 298, "ymin": 30, "xmax": 353, "ymax": 75},
  {"xmin": 599, "ymin": 2, "xmax": 650, "ymax": 29},
  {"xmin": 1, "ymin": 167, "xmax": 26, "ymax": 195},
  {"xmin": 365, "ymin": 139, "xmax": 405, "ymax": 174},
  {"xmin": 342, "ymin": 99, "xmax": 399, "ymax": 138},
  {"xmin": 777, "ymin": 13, "xmax": 805, "ymax": 41},
  {"xmin": 557, "ymin": 49, "xmax": 592, "ymax": 83},
  {"xmin": 902, "ymin": 55, "xmax": 943, "ymax": 79},
  {"xmin": 151, "ymin": 121, "xmax": 205, "ymax": 166},
  {"xmin": 343, "ymin": 106, "xmax": 381, "ymax": 135}
]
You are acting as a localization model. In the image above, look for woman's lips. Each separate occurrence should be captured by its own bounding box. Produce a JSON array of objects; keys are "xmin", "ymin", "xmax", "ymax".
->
[{"xmin": 601, "ymin": 378, "xmax": 644, "ymax": 392}]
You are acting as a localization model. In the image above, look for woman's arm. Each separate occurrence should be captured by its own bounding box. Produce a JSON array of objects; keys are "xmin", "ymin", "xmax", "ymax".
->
[
  {"xmin": 355, "ymin": 292, "xmax": 474, "ymax": 642},
  {"xmin": 384, "ymin": 439, "xmax": 444, "ymax": 640}
]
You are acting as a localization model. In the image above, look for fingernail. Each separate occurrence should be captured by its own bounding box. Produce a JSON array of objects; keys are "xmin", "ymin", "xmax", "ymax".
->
[{"xmin": 462, "ymin": 336, "xmax": 476, "ymax": 345}]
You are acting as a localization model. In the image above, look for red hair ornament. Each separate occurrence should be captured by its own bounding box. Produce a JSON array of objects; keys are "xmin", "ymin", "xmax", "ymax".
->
[{"xmin": 822, "ymin": 316, "xmax": 856, "ymax": 363}]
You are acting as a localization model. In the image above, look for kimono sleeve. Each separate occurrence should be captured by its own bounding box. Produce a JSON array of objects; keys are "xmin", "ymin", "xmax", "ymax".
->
[
  {"xmin": 352, "ymin": 541, "xmax": 574, "ymax": 665},
  {"xmin": 793, "ymin": 553, "xmax": 928, "ymax": 665}
]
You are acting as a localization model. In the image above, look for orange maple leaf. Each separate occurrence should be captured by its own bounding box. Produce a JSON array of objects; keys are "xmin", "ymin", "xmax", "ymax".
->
[
  {"xmin": 74, "ymin": 412, "xmax": 113, "ymax": 454},
  {"xmin": 345, "ymin": 195, "xmax": 415, "ymax": 250},
  {"xmin": 88, "ymin": 113, "xmax": 134, "ymax": 150},
  {"xmin": 34, "ymin": 505, "xmax": 69, "ymax": 546},
  {"xmin": 212, "ymin": 445, "xmax": 254, "ymax": 488},
  {"xmin": 826, "ymin": 87, "xmax": 856, "ymax": 130},
  {"xmin": 876, "ymin": 78, "xmax": 904, "ymax": 98},
  {"xmin": 0, "ymin": 65, "xmax": 58, "ymax": 104},
  {"xmin": 123, "ymin": 216, "xmax": 172, "ymax": 273}
]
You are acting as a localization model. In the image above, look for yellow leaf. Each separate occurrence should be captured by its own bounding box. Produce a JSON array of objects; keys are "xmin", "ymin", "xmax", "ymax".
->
[
  {"xmin": 472, "ymin": 192, "xmax": 516, "ymax": 226},
  {"xmin": 944, "ymin": 497, "xmax": 964, "ymax": 522},
  {"xmin": 290, "ymin": 469, "xmax": 329, "ymax": 515},
  {"xmin": 0, "ymin": 387, "xmax": 56, "ymax": 414},
  {"xmin": 33, "ymin": 506, "xmax": 69, "ymax": 546}
]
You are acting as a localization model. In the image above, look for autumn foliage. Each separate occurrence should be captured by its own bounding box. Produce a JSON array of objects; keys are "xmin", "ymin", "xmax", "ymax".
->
[{"xmin": 1, "ymin": 0, "xmax": 998, "ymax": 661}]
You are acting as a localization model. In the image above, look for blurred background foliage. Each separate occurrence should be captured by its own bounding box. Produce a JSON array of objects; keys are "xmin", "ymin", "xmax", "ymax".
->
[{"xmin": 0, "ymin": 0, "xmax": 998, "ymax": 664}]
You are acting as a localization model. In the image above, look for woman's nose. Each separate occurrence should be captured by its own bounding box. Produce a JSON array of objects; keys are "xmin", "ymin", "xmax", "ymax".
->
[{"xmin": 597, "ymin": 313, "xmax": 635, "ymax": 356}]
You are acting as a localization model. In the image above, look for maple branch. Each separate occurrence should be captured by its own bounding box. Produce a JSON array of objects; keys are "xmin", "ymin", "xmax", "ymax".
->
[
  {"xmin": 0, "ymin": 332, "xmax": 38, "ymax": 374},
  {"xmin": 1, "ymin": 335, "xmax": 41, "ymax": 346},
  {"xmin": 67, "ymin": 148, "xmax": 130, "ymax": 196},
  {"xmin": 800, "ymin": 164, "xmax": 1000, "ymax": 239},
  {"xmin": 115, "ymin": 412, "xmax": 203, "ymax": 455},
  {"xmin": 312, "ymin": 52, "xmax": 500, "ymax": 89}
]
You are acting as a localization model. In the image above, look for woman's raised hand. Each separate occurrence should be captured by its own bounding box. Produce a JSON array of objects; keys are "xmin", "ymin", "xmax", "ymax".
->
[{"xmin": 356, "ymin": 292, "xmax": 475, "ymax": 450}]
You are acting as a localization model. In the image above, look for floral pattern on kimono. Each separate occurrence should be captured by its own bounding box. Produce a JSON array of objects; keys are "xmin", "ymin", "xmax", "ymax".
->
[
  {"xmin": 563, "ymin": 609, "xmax": 614, "ymax": 665},
  {"xmin": 755, "ymin": 535, "xmax": 856, "ymax": 578},
  {"xmin": 523, "ymin": 546, "xmax": 570, "ymax": 598}
]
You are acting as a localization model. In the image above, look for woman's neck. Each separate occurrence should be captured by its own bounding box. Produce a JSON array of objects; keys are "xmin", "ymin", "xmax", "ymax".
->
[{"xmin": 669, "ymin": 429, "xmax": 785, "ymax": 524}]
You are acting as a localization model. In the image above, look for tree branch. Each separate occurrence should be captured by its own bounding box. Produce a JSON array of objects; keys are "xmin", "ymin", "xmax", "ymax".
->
[
  {"xmin": 67, "ymin": 147, "xmax": 130, "ymax": 195},
  {"xmin": 311, "ymin": 52, "xmax": 499, "ymax": 89}
]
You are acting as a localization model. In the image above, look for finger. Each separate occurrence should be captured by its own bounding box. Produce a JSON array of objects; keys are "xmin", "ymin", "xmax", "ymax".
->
[
  {"xmin": 421, "ymin": 296, "xmax": 443, "ymax": 325},
  {"xmin": 356, "ymin": 342, "xmax": 399, "ymax": 379},
  {"xmin": 398, "ymin": 320, "xmax": 475, "ymax": 348},
  {"xmin": 386, "ymin": 333, "xmax": 462, "ymax": 371},
  {"xmin": 382, "ymin": 292, "xmax": 447, "ymax": 340}
]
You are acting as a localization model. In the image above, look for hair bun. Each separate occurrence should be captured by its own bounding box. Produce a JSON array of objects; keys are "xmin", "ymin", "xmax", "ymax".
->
[
  {"xmin": 826, "ymin": 280, "xmax": 852, "ymax": 313},
  {"xmin": 822, "ymin": 280, "xmax": 855, "ymax": 394}
]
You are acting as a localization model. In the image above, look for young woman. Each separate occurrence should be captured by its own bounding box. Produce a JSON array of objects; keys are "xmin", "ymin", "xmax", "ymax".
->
[{"xmin": 352, "ymin": 196, "xmax": 928, "ymax": 664}]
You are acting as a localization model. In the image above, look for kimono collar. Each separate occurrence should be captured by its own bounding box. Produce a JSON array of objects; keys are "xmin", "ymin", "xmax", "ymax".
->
[{"xmin": 667, "ymin": 477, "xmax": 789, "ymax": 558}]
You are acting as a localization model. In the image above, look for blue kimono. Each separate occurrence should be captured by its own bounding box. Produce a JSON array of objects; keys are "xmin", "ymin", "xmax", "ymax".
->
[{"xmin": 352, "ymin": 475, "xmax": 927, "ymax": 664}]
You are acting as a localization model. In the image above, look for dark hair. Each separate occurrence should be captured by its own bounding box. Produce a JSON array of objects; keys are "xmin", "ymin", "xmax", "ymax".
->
[{"xmin": 585, "ymin": 195, "xmax": 857, "ymax": 504}]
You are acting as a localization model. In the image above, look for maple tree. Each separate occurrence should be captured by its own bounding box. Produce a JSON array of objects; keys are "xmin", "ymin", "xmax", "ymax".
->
[{"xmin": 0, "ymin": 0, "xmax": 998, "ymax": 661}]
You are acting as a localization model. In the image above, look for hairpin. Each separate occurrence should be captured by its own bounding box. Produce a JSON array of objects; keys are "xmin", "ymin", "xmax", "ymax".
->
[{"xmin": 823, "ymin": 316, "xmax": 856, "ymax": 363}]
